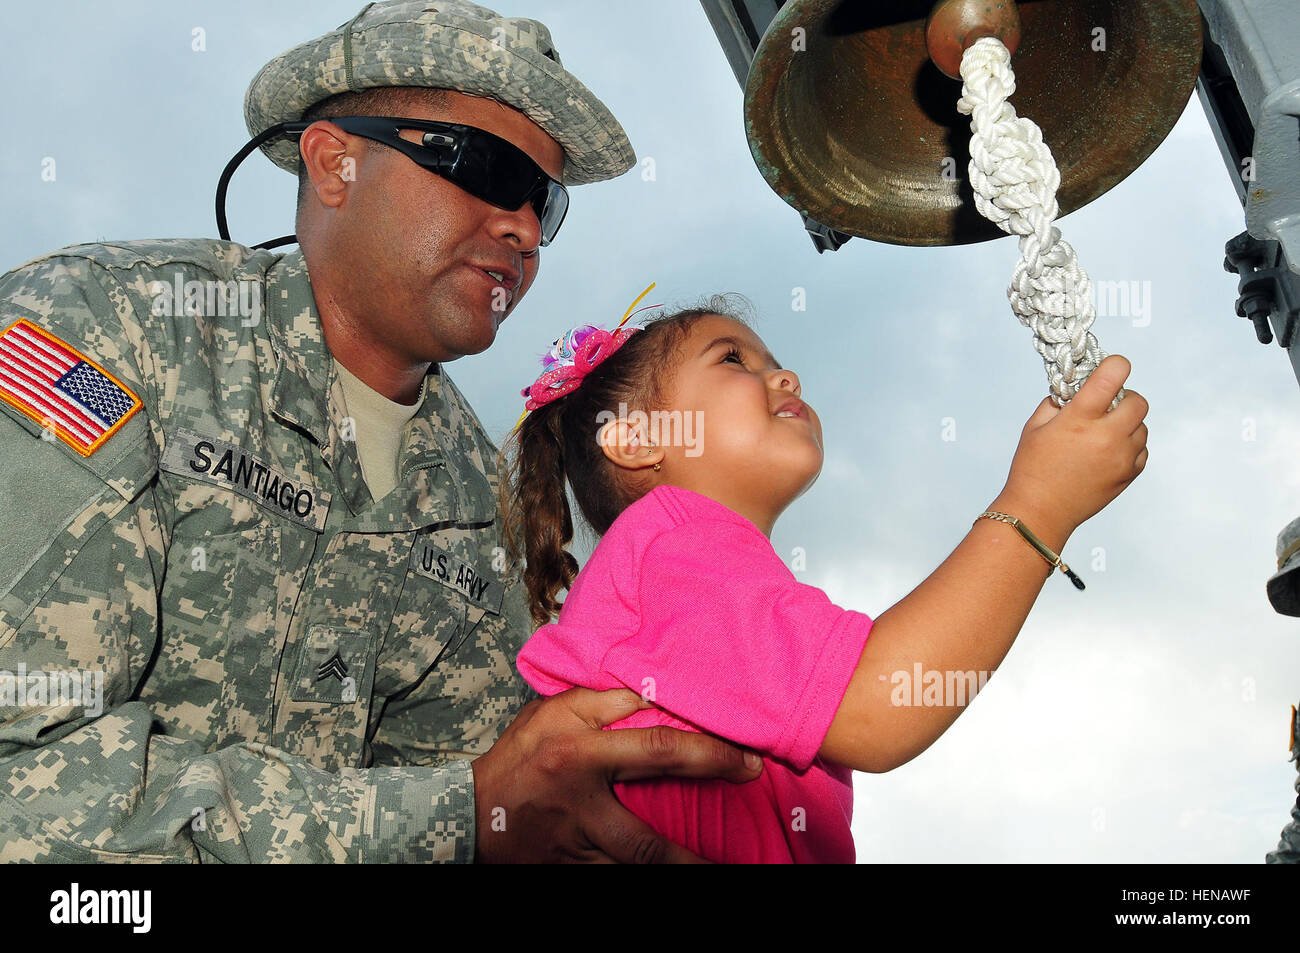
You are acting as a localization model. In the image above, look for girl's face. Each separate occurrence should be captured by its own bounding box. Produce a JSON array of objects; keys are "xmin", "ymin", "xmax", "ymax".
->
[{"xmin": 654, "ymin": 314, "xmax": 824, "ymax": 534}]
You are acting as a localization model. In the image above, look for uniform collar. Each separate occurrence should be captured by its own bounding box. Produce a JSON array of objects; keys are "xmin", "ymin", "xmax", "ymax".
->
[
  {"xmin": 265, "ymin": 248, "xmax": 333, "ymax": 446},
  {"xmin": 264, "ymin": 248, "xmax": 496, "ymax": 528}
]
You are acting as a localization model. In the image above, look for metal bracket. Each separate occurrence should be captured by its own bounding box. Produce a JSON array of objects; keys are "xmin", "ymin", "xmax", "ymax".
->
[
  {"xmin": 1223, "ymin": 230, "xmax": 1300, "ymax": 348},
  {"xmin": 800, "ymin": 213, "xmax": 853, "ymax": 254}
]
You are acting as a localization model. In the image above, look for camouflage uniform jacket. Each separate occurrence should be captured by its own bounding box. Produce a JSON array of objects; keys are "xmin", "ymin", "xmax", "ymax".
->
[
  {"xmin": 1267, "ymin": 704, "xmax": 1300, "ymax": 864},
  {"xmin": 0, "ymin": 239, "xmax": 536, "ymax": 862}
]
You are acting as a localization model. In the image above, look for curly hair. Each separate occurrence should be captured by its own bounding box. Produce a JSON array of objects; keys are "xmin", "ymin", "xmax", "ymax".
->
[{"xmin": 498, "ymin": 297, "xmax": 752, "ymax": 628}]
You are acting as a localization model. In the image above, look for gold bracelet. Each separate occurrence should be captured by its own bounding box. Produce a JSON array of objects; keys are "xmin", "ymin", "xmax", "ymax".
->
[{"xmin": 974, "ymin": 510, "xmax": 1085, "ymax": 591}]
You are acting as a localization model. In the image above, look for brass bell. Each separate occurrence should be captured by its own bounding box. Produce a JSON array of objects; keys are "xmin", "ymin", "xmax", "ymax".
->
[{"xmin": 744, "ymin": 0, "xmax": 1204, "ymax": 246}]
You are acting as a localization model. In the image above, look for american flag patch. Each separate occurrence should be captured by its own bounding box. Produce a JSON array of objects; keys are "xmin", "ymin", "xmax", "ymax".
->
[{"xmin": 0, "ymin": 318, "xmax": 143, "ymax": 456}]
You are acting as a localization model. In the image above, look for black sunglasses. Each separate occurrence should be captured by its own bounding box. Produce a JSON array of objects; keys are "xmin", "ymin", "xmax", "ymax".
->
[{"xmin": 306, "ymin": 116, "xmax": 569, "ymax": 246}]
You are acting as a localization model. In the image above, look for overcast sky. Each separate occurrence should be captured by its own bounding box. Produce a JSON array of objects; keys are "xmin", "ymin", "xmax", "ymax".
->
[{"xmin": 2, "ymin": 0, "xmax": 1297, "ymax": 863}]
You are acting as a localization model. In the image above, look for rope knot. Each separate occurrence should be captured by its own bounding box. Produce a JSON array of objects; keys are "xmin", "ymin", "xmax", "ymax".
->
[{"xmin": 958, "ymin": 36, "xmax": 1124, "ymax": 411}]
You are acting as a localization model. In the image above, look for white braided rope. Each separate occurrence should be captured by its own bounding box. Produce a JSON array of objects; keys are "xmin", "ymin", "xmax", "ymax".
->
[{"xmin": 956, "ymin": 36, "xmax": 1124, "ymax": 411}]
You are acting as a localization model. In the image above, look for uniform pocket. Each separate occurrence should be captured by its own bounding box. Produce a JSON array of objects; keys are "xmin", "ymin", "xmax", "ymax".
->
[
  {"xmin": 151, "ymin": 481, "xmax": 288, "ymax": 737},
  {"xmin": 375, "ymin": 528, "xmax": 511, "ymax": 695},
  {"xmin": 167, "ymin": 480, "xmax": 283, "ymax": 566}
]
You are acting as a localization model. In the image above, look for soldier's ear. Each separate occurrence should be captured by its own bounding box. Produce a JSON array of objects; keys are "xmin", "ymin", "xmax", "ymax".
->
[{"xmin": 298, "ymin": 121, "xmax": 356, "ymax": 209}]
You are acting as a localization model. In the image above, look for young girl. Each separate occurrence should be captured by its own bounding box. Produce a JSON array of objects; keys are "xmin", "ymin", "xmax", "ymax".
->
[{"xmin": 500, "ymin": 300, "xmax": 1148, "ymax": 863}]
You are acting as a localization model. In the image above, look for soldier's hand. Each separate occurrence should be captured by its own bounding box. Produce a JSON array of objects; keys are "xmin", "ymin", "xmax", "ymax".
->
[{"xmin": 470, "ymin": 687, "xmax": 762, "ymax": 862}]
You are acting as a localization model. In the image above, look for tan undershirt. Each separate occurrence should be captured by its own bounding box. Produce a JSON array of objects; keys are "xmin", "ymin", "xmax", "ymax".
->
[{"xmin": 334, "ymin": 359, "xmax": 427, "ymax": 501}]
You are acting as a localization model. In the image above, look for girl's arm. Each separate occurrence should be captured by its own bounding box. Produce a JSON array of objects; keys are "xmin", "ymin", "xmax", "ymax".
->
[
  {"xmin": 820, "ymin": 488, "xmax": 1069, "ymax": 773},
  {"xmin": 822, "ymin": 357, "xmax": 1149, "ymax": 773}
]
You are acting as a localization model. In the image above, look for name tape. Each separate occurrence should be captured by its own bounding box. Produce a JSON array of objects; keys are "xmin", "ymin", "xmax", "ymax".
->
[{"xmin": 159, "ymin": 428, "xmax": 331, "ymax": 532}]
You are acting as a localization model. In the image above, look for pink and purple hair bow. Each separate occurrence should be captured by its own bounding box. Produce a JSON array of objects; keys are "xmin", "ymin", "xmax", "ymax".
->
[
  {"xmin": 519, "ymin": 323, "xmax": 641, "ymax": 412},
  {"xmin": 512, "ymin": 284, "xmax": 660, "ymax": 432}
]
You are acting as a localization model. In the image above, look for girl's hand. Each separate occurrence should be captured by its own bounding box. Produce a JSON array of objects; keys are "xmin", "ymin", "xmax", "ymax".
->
[{"xmin": 1002, "ymin": 354, "xmax": 1149, "ymax": 534}]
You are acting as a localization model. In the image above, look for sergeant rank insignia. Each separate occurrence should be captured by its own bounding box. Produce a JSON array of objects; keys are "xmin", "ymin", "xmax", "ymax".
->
[
  {"xmin": 0, "ymin": 318, "xmax": 143, "ymax": 456},
  {"xmin": 317, "ymin": 652, "xmax": 349, "ymax": 683}
]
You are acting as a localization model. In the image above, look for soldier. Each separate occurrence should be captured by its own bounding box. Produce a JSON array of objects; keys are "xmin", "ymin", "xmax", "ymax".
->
[
  {"xmin": 1265, "ymin": 705, "xmax": 1299, "ymax": 863},
  {"xmin": 0, "ymin": 0, "xmax": 758, "ymax": 863},
  {"xmin": 1265, "ymin": 518, "xmax": 1300, "ymax": 863}
]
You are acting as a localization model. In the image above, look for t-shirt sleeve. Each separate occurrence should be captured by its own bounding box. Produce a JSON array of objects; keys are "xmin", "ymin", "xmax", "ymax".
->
[{"xmin": 602, "ymin": 517, "xmax": 873, "ymax": 772}]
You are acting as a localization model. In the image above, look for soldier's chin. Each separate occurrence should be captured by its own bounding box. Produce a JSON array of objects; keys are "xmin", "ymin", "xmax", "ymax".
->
[{"xmin": 442, "ymin": 317, "xmax": 497, "ymax": 361}]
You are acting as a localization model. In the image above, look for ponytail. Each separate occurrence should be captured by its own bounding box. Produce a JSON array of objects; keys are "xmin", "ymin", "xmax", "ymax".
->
[{"xmin": 499, "ymin": 401, "xmax": 579, "ymax": 629}]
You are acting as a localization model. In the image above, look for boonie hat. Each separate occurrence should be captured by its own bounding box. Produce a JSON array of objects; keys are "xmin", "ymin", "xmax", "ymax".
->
[
  {"xmin": 244, "ymin": 0, "xmax": 635, "ymax": 186},
  {"xmin": 1267, "ymin": 514, "xmax": 1300, "ymax": 616}
]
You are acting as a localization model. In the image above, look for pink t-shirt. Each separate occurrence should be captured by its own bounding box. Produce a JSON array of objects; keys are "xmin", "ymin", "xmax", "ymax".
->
[{"xmin": 516, "ymin": 484, "xmax": 874, "ymax": 863}]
